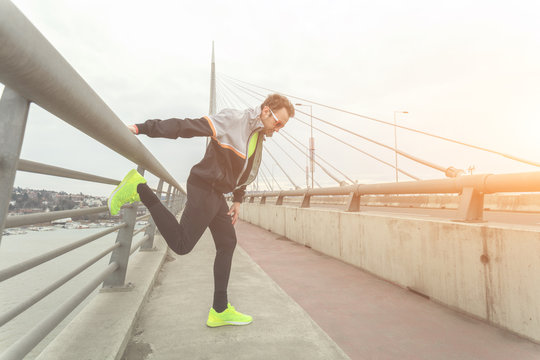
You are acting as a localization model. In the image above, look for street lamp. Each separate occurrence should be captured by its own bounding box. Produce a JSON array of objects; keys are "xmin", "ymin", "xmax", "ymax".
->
[
  {"xmin": 295, "ymin": 103, "xmax": 314, "ymax": 189},
  {"xmin": 393, "ymin": 111, "xmax": 408, "ymax": 182}
]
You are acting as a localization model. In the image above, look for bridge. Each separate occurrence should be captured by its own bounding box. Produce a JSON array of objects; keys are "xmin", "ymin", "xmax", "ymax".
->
[{"xmin": 1, "ymin": 1, "xmax": 540, "ymax": 359}]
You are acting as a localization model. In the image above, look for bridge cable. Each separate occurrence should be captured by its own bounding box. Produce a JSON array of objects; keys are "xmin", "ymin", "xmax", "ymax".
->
[
  {"xmin": 216, "ymin": 78, "xmax": 246, "ymax": 109},
  {"xmin": 267, "ymin": 139, "xmax": 305, "ymax": 173},
  {"xmin": 220, "ymin": 77, "xmax": 365, "ymax": 184},
  {"xmin": 219, "ymin": 75, "xmax": 357, "ymax": 186},
  {"xmin": 220, "ymin": 73, "xmax": 540, "ymax": 169},
  {"xmin": 219, "ymin": 76, "xmax": 328, "ymax": 187},
  {"xmin": 217, "ymin": 76, "xmax": 257, "ymax": 109},
  {"xmin": 270, "ymin": 139, "xmax": 323, "ymax": 188},
  {"xmin": 263, "ymin": 147, "xmax": 300, "ymax": 189},
  {"xmin": 279, "ymin": 130, "xmax": 348, "ymax": 185},
  {"xmin": 258, "ymin": 165, "xmax": 275, "ymax": 191},
  {"xmin": 267, "ymin": 130, "xmax": 354, "ymax": 185},
  {"xmin": 260, "ymin": 160, "xmax": 283, "ymax": 190},
  {"xmin": 219, "ymin": 78, "xmax": 318, "ymax": 190},
  {"xmin": 255, "ymin": 165, "xmax": 272, "ymax": 191},
  {"xmin": 279, "ymin": 131, "xmax": 348, "ymax": 186},
  {"xmin": 222, "ymin": 77, "xmax": 442, "ymax": 178},
  {"xmin": 267, "ymin": 139, "xmax": 323, "ymax": 187},
  {"xmin": 217, "ymin": 77, "xmax": 278, "ymax": 193},
  {"xmin": 223, "ymin": 76, "xmax": 420, "ymax": 181},
  {"xmin": 291, "ymin": 116, "xmax": 421, "ymax": 181}
]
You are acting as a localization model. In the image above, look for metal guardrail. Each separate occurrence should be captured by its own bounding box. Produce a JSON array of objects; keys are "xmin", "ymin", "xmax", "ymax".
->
[
  {"xmin": 0, "ymin": 1, "xmax": 186, "ymax": 359},
  {"xmin": 241, "ymin": 172, "xmax": 540, "ymax": 222}
]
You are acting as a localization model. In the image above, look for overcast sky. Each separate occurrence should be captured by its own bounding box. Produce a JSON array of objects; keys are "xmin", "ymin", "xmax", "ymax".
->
[{"xmin": 5, "ymin": 0, "xmax": 540, "ymax": 196}]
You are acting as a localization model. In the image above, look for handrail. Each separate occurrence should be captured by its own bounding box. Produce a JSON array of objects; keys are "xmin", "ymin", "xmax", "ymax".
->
[
  {"xmin": 241, "ymin": 171, "xmax": 540, "ymax": 221},
  {"xmin": 4, "ymin": 206, "xmax": 109, "ymax": 229},
  {"xmin": 0, "ymin": 223, "xmax": 126, "ymax": 282},
  {"xmin": 246, "ymin": 172, "xmax": 540, "ymax": 197},
  {"xmin": 0, "ymin": 242, "xmax": 120, "ymax": 327},
  {"xmin": 0, "ymin": 262, "xmax": 119, "ymax": 360},
  {"xmin": 17, "ymin": 159, "xmax": 120, "ymax": 185},
  {"xmin": 0, "ymin": 3, "xmax": 189, "ymax": 358},
  {"xmin": 17, "ymin": 159, "xmax": 161, "ymax": 191},
  {"xmin": 0, "ymin": 0, "xmax": 183, "ymax": 193},
  {"xmin": 133, "ymin": 224, "xmax": 151, "ymax": 236},
  {"xmin": 136, "ymin": 214, "xmax": 152, "ymax": 222}
]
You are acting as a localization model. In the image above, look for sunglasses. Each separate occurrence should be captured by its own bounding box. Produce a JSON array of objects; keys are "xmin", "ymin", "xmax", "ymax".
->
[{"xmin": 269, "ymin": 109, "xmax": 285, "ymax": 130}]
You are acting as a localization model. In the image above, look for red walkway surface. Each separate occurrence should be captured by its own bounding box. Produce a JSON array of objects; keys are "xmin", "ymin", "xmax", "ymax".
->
[{"xmin": 235, "ymin": 220, "xmax": 540, "ymax": 360}]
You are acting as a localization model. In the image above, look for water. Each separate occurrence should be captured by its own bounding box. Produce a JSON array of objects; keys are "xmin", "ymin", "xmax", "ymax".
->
[{"xmin": 0, "ymin": 226, "xmax": 146, "ymax": 359}]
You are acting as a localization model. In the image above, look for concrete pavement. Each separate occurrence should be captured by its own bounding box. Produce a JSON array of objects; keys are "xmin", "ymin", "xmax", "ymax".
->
[
  {"xmin": 236, "ymin": 220, "xmax": 540, "ymax": 360},
  {"xmin": 36, "ymin": 218, "xmax": 540, "ymax": 360},
  {"xmin": 123, "ymin": 227, "xmax": 349, "ymax": 360}
]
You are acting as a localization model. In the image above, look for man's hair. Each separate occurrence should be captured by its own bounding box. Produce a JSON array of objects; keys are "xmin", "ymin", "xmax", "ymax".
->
[{"xmin": 260, "ymin": 94, "xmax": 295, "ymax": 118}]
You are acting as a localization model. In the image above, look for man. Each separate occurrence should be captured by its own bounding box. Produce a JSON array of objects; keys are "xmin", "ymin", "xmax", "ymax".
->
[{"xmin": 108, "ymin": 94, "xmax": 294, "ymax": 327}]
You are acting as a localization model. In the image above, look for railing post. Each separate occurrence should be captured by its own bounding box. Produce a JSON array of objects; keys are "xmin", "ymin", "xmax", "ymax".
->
[
  {"xmin": 0, "ymin": 87, "xmax": 30, "ymax": 246},
  {"xmin": 176, "ymin": 190, "xmax": 182, "ymax": 213},
  {"xmin": 102, "ymin": 165, "xmax": 142, "ymax": 289},
  {"xmin": 165, "ymin": 184, "xmax": 172, "ymax": 209},
  {"xmin": 171, "ymin": 189, "xmax": 177, "ymax": 213},
  {"xmin": 179, "ymin": 192, "xmax": 186, "ymax": 212},
  {"xmin": 345, "ymin": 191, "xmax": 361, "ymax": 212},
  {"xmin": 141, "ymin": 178, "xmax": 163, "ymax": 251},
  {"xmin": 301, "ymin": 194, "xmax": 311, "ymax": 208},
  {"xmin": 455, "ymin": 187, "xmax": 485, "ymax": 222}
]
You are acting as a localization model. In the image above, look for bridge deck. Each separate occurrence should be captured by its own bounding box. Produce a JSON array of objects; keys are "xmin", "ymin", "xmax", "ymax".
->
[
  {"xmin": 123, "ymin": 221, "xmax": 348, "ymax": 360},
  {"xmin": 125, "ymin": 220, "xmax": 540, "ymax": 360}
]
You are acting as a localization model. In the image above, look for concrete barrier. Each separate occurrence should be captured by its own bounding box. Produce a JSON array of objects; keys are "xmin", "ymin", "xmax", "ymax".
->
[{"xmin": 238, "ymin": 202, "xmax": 540, "ymax": 344}]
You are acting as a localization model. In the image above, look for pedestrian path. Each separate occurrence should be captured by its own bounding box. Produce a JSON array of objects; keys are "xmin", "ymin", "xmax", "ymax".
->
[
  {"xmin": 123, "ymin": 223, "xmax": 349, "ymax": 360},
  {"xmin": 235, "ymin": 221, "xmax": 540, "ymax": 360}
]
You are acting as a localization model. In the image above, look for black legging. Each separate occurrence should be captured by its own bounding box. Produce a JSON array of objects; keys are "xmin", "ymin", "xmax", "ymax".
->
[{"xmin": 137, "ymin": 177, "xmax": 237, "ymax": 313}]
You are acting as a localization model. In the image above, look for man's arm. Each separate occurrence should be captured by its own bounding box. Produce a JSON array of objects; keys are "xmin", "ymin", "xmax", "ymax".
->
[
  {"xmin": 131, "ymin": 116, "xmax": 215, "ymax": 139},
  {"xmin": 232, "ymin": 186, "xmax": 246, "ymax": 204}
]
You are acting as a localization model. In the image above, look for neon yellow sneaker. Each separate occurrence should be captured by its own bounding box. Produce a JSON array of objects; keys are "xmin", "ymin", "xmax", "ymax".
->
[
  {"xmin": 107, "ymin": 169, "xmax": 147, "ymax": 215},
  {"xmin": 206, "ymin": 303, "xmax": 253, "ymax": 327}
]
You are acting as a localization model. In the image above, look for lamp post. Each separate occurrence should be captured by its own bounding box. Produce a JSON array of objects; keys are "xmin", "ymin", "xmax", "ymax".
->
[
  {"xmin": 393, "ymin": 110, "xmax": 408, "ymax": 182},
  {"xmin": 296, "ymin": 103, "xmax": 314, "ymax": 188}
]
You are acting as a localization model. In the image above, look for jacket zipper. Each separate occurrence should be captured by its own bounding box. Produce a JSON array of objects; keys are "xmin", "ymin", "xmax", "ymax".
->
[{"xmin": 235, "ymin": 128, "xmax": 262, "ymax": 188}]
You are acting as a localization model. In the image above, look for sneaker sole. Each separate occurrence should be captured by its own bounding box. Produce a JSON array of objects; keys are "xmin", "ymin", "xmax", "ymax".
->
[{"xmin": 206, "ymin": 320, "xmax": 252, "ymax": 328}]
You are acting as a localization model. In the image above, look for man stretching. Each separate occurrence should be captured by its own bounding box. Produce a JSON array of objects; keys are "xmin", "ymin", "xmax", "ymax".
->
[{"xmin": 108, "ymin": 94, "xmax": 294, "ymax": 327}]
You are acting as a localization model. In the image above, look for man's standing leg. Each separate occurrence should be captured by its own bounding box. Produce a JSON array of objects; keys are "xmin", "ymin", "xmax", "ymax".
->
[
  {"xmin": 208, "ymin": 196, "xmax": 237, "ymax": 312},
  {"xmin": 206, "ymin": 195, "xmax": 252, "ymax": 327}
]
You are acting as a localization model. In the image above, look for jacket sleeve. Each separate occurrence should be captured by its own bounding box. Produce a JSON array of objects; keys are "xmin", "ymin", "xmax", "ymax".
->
[
  {"xmin": 232, "ymin": 186, "xmax": 246, "ymax": 203},
  {"xmin": 135, "ymin": 116, "xmax": 215, "ymax": 139}
]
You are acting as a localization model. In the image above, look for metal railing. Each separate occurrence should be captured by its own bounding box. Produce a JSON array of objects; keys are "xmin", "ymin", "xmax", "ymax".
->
[
  {"xmin": 0, "ymin": 1, "xmax": 185, "ymax": 359},
  {"xmin": 239, "ymin": 171, "xmax": 540, "ymax": 222}
]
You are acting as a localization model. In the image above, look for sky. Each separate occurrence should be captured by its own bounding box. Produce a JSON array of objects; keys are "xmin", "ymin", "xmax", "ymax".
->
[{"xmin": 4, "ymin": 0, "xmax": 540, "ymax": 196}]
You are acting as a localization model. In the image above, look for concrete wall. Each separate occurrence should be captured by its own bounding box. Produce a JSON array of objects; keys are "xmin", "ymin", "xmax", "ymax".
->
[{"xmin": 239, "ymin": 202, "xmax": 540, "ymax": 343}]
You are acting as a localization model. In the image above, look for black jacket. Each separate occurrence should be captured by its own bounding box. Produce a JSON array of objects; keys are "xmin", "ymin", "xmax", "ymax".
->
[{"xmin": 136, "ymin": 107, "xmax": 264, "ymax": 203}]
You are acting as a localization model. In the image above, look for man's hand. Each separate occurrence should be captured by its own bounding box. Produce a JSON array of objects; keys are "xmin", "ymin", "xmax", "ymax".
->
[
  {"xmin": 127, "ymin": 125, "xmax": 138, "ymax": 134},
  {"xmin": 227, "ymin": 202, "xmax": 241, "ymax": 225}
]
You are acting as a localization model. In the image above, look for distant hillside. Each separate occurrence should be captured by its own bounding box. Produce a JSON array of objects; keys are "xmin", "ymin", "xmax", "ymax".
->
[{"xmin": 10, "ymin": 187, "xmax": 106, "ymax": 212}]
